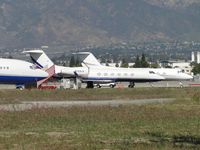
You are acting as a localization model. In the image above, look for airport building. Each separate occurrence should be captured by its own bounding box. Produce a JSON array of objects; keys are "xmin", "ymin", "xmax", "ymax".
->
[
  {"xmin": 160, "ymin": 61, "xmax": 192, "ymax": 75},
  {"xmin": 191, "ymin": 51, "xmax": 200, "ymax": 64}
]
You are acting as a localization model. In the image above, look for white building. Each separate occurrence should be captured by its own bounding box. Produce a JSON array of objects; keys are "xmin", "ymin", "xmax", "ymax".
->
[
  {"xmin": 197, "ymin": 52, "xmax": 200, "ymax": 64},
  {"xmin": 191, "ymin": 51, "xmax": 200, "ymax": 64},
  {"xmin": 171, "ymin": 62, "xmax": 192, "ymax": 75},
  {"xmin": 160, "ymin": 61, "xmax": 192, "ymax": 75},
  {"xmin": 191, "ymin": 51, "xmax": 195, "ymax": 62}
]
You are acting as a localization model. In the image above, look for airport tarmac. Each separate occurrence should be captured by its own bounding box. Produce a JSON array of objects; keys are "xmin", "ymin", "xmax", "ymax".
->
[
  {"xmin": 0, "ymin": 84, "xmax": 16, "ymax": 89},
  {"xmin": 132, "ymin": 81, "xmax": 199, "ymax": 88},
  {"xmin": 96, "ymin": 81, "xmax": 200, "ymax": 88},
  {"xmin": 43, "ymin": 81, "xmax": 199, "ymax": 89},
  {"xmin": 0, "ymin": 80, "xmax": 199, "ymax": 89},
  {"xmin": 0, "ymin": 98, "xmax": 175, "ymax": 112}
]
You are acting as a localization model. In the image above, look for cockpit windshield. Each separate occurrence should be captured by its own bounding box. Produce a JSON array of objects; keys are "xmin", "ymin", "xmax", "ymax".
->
[
  {"xmin": 149, "ymin": 71, "xmax": 155, "ymax": 74},
  {"xmin": 177, "ymin": 70, "xmax": 184, "ymax": 73}
]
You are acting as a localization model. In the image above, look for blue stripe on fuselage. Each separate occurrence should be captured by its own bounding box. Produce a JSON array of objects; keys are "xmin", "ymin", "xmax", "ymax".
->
[
  {"xmin": 0, "ymin": 76, "xmax": 45, "ymax": 84},
  {"xmin": 82, "ymin": 77, "xmax": 162, "ymax": 82}
]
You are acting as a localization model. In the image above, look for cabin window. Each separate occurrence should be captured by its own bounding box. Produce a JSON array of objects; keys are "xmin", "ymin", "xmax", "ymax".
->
[
  {"xmin": 111, "ymin": 73, "xmax": 114, "ymax": 76},
  {"xmin": 104, "ymin": 73, "xmax": 108, "ymax": 76},
  {"xmin": 97, "ymin": 73, "xmax": 101, "ymax": 76},
  {"xmin": 117, "ymin": 73, "xmax": 121, "ymax": 76},
  {"xmin": 0, "ymin": 66, "xmax": 9, "ymax": 69},
  {"xmin": 124, "ymin": 73, "xmax": 128, "ymax": 76},
  {"xmin": 130, "ymin": 73, "xmax": 134, "ymax": 76}
]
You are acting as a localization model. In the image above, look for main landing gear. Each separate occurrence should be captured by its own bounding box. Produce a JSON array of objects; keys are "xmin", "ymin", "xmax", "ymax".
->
[
  {"xmin": 86, "ymin": 81, "xmax": 94, "ymax": 88},
  {"xmin": 128, "ymin": 82, "xmax": 135, "ymax": 88}
]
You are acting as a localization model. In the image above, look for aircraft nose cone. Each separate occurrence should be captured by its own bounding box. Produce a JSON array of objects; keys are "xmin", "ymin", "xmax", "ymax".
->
[
  {"xmin": 186, "ymin": 74, "xmax": 193, "ymax": 80},
  {"xmin": 179, "ymin": 73, "xmax": 193, "ymax": 80}
]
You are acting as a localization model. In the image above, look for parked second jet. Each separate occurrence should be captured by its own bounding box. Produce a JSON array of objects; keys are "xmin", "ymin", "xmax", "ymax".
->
[{"xmin": 24, "ymin": 50, "xmax": 164, "ymax": 88}]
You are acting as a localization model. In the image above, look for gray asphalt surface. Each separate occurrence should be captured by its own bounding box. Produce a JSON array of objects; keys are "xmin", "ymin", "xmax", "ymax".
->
[
  {"xmin": 0, "ymin": 98, "xmax": 175, "ymax": 112},
  {"xmin": 0, "ymin": 80, "xmax": 199, "ymax": 90}
]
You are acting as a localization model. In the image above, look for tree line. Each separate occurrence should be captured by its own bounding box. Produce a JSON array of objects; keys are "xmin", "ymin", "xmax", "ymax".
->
[
  {"xmin": 192, "ymin": 63, "xmax": 200, "ymax": 75},
  {"xmin": 120, "ymin": 54, "xmax": 150, "ymax": 68}
]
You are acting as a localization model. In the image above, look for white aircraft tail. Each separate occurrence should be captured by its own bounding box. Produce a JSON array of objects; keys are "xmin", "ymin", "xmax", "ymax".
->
[
  {"xmin": 24, "ymin": 50, "xmax": 102, "ymax": 69},
  {"xmin": 75, "ymin": 52, "xmax": 102, "ymax": 67},
  {"xmin": 23, "ymin": 50, "xmax": 54, "ymax": 70}
]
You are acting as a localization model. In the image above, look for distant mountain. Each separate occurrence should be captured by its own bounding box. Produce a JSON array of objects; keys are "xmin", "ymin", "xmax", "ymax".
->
[
  {"xmin": 144, "ymin": 0, "xmax": 200, "ymax": 9},
  {"xmin": 0, "ymin": 0, "xmax": 200, "ymax": 49}
]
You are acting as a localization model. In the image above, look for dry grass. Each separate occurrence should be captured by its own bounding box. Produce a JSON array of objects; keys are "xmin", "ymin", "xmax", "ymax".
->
[
  {"xmin": 0, "ymin": 103, "xmax": 200, "ymax": 149},
  {"xmin": 0, "ymin": 87, "xmax": 199, "ymax": 103},
  {"xmin": 0, "ymin": 87, "xmax": 199, "ymax": 149}
]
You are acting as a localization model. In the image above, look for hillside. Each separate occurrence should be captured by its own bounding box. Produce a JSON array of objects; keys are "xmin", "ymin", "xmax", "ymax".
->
[
  {"xmin": 145, "ymin": 0, "xmax": 200, "ymax": 8},
  {"xmin": 0, "ymin": 0, "xmax": 200, "ymax": 49}
]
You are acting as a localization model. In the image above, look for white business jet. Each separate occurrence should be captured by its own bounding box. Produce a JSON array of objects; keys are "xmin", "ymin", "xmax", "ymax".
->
[
  {"xmin": 0, "ymin": 58, "xmax": 48, "ymax": 88},
  {"xmin": 75, "ymin": 52, "xmax": 193, "ymax": 81},
  {"xmin": 24, "ymin": 50, "xmax": 164, "ymax": 88}
]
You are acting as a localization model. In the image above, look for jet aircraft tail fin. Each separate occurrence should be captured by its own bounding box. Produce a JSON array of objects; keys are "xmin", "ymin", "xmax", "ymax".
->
[
  {"xmin": 23, "ymin": 50, "xmax": 54, "ymax": 70},
  {"xmin": 75, "ymin": 52, "xmax": 102, "ymax": 67},
  {"xmin": 24, "ymin": 50, "xmax": 102, "ymax": 69}
]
